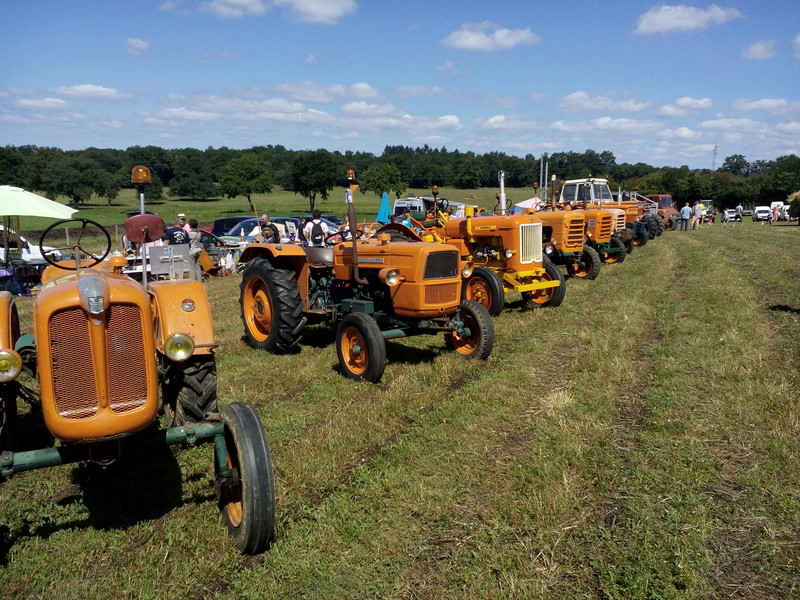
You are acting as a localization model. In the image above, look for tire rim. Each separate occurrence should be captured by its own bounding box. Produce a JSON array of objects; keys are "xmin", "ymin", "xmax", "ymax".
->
[
  {"xmin": 243, "ymin": 279, "xmax": 272, "ymax": 342},
  {"xmin": 465, "ymin": 277, "xmax": 491, "ymax": 310},
  {"xmin": 450, "ymin": 311, "xmax": 478, "ymax": 355},
  {"xmin": 570, "ymin": 258, "xmax": 590, "ymax": 277},
  {"xmin": 221, "ymin": 430, "xmax": 244, "ymax": 528},
  {"xmin": 527, "ymin": 272, "xmax": 555, "ymax": 304},
  {"xmin": 341, "ymin": 326, "xmax": 368, "ymax": 375}
]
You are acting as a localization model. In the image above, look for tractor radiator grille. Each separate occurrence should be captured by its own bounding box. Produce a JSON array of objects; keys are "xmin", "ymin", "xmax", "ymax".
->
[
  {"xmin": 424, "ymin": 250, "xmax": 459, "ymax": 280},
  {"xmin": 50, "ymin": 308, "xmax": 98, "ymax": 418},
  {"xmin": 564, "ymin": 218, "xmax": 585, "ymax": 250},
  {"xmin": 613, "ymin": 213, "xmax": 626, "ymax": 232},
  {"xmin": 597, "ymin": 214, "xmax": 613, "ymax": 239},
  {"xmin": 519, "ymin": 223, "xmax": 543, "ymax": 264},
  {"xmin": 49, "ymin": 304, "xmax": 148, "ymax": 419},
  {"xmin": 106, "ymin": 304, "xmax": 148, "ymax": 413},
  {"xmin": 425, "ymin": 283, "xmax": 458, "ymax": 305}
]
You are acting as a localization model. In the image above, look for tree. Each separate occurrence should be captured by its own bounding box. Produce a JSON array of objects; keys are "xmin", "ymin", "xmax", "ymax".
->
[
  {"xmin": 39, "ymin": 156, "xmax": 106, "ymax": 206},
  {"xmin": 218, "ymin": 154, "xmax": 272, "ymax": 212},
  {"xmin": 720, "ymin": 154, "xmax": 750, "ymax": 177},
  {"xmin": 359, "ymin": 162, "xmax": 407, "ymax": 198},
  {"xmin": 288, "ymin": 150, "xmax": 338, "ymax": 211},
  {"xmin": 169, "ymin": 150, "xmax": 218, "ymax": 200}
]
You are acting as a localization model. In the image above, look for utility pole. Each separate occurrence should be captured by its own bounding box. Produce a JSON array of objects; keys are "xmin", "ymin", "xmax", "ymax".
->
[{"xmin": 712, "ymin": 145, "xmax": 718, "ymax": 170}]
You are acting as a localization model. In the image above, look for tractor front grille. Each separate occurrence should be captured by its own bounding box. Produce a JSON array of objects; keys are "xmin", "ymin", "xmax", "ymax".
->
[
  {"xmin": 49, "ymin": 304, "xmax": 149, "ymax": 419},
  {"xmin": 613, "ymin": 213, "xmax": 626, "ymax": 232},
  {"xmin": 425, "ymin": 283, "xmax": 459, "ymax": 305},
  {"xmin": 519, "ymin": 222, "xmax": 543, "ymax": 264},
  {"xmin": 564, "ymin": 217, "xmax": 585, "ymax": 250},
  {"xmin": 424, "ymin": 250, "xmax": 459, "ymax": 280},
  {"xmin": 597, "ymin": 214, "xmax": 613, "ymax": 239}
]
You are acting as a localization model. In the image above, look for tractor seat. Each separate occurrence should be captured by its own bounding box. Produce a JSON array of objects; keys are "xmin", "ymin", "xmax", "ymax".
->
[{"xmin": 304, "ymin": 246, "xmax": 334, "ymax": 267}]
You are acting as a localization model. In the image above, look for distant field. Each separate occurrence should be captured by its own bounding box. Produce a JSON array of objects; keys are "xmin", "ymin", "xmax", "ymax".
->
[{"xmin": 1, "ymin": 219, "xmax": 798, "ymax": 599}]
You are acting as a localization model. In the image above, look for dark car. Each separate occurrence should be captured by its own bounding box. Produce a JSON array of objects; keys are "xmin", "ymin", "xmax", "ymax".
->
[{"xmin": 205, "ymin": 216, "xmax": 253, "ymax": 237}]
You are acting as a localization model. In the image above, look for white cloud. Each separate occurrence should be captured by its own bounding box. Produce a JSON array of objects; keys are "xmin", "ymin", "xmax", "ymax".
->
[
  {"xmin": 550, "ymin": 117, "xmax": 661, "ymax": 135},
  {"xmin": 559, "ymin": 91, "xmax": 649, "ymax": 113},
  {"xmin": 56, "ymin": 84, "xmax": 131, "ymax": 101},
  {"xmin": 157, "ymin": 107, "xmax": 220, "ymax": 121},
  {"xmin": 477, "ymin": 115, "xmax": 541, "ymax": 130},
  {"xmin": 394, "ymin": 85, "xmax": 454, "ymax": 99},
  {"xmin": 658, "ymin": 127, "xmax": 700, "ymax": 139},
  {"xmin": 305, "ymin": 54, "xmax": 317, "ymax": 64},
  {"xmin": 340, "ymin": 102, "xmax": 396, "ymax": 117},
  {"xmin": 442, "ymin": 22, "xmax": 540, "ymax": 51},
  {"xmin": 158, "ymin": 1, "xmax": 190, "ymax": 15},
  {"xmin": 350, "ymin": 82, "xmax": 379, "ymax": 100},
  {"xmin": 272, "ymin": 82, "xmax": 346, "ymax": 103},
  {"xmin": 656, "ymin": 96, "xmax": 712, "ymax": 117},
  {"xmin": 732, "ymin": 98, "xmax": 799, "ymax": 114},
  {"xmin": 775, "ymin": 121, "xmax": 800, "ymax": 135},
  {"xmin": 793, "ymin": 33, "xmax": 800, "ymax": 60},
  {"xmin": 272, "ymin": 0, "xmax": 356, "ymax": 25},
  {"xmin": 125, "ymin": 37, "xmax": 150, "ymax": 55},
  {"xmin": 14, "ymin": 98, "xmax": 71, "ymax": 111},
  {"xmin": 635, "ymin": 4, "xmax": 742, "ymax": 35},
  {"xmin": 698, "ymin": 117, "xmax": 767, "ymax": 133},
  {"xmin": 199, "ymin": 0, "xmax": 267, "ymax": 19},
  {"xmin": 743, "ymin": 40, "xmax": 776, "ymax": 60},
  {"xmin": 436, "ymin": 61, "xmax": 470, "ymax": 75}
]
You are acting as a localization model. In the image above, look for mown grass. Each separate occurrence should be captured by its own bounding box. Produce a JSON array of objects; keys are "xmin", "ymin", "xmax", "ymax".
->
[{"xmin": 1, "ymin": 219, "xmax": 798, "ymax": 599}]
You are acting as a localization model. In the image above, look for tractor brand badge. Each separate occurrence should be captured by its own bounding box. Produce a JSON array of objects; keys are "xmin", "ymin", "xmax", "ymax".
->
[
  {"xmin": 474, "ymin": 225, "xmax": 497, "ymax": 231},
  {"xmin": 588, "ymin": 219, "xmax": 596, "ymax": 226},
  {"xmin": 357, "ymin": 257, "xmax": 385, "ymax": 263}
]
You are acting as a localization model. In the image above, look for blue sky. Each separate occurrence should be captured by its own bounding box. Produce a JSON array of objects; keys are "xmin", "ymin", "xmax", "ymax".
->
[{"xmin": 2, "ymin": 1, "xmax": 799, "ymax": 169}]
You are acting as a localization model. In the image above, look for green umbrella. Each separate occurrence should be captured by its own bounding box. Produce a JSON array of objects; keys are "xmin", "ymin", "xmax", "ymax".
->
[{"xmin": 0, "ymin": 185, "xmax": 77, "ymax": 219}]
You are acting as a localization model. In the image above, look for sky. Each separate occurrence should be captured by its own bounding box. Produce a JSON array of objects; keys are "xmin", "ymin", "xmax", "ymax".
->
[{"xmin": 1, "ymin": 1, "xmax": 799, "ymax": 170}]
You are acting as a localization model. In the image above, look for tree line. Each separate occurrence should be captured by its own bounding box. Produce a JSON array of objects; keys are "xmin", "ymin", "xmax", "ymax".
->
[{"xmin": 1, "ymin": 144, "xmax": 799, "ymax": 212}]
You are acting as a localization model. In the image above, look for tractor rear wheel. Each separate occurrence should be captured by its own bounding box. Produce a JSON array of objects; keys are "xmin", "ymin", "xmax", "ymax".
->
[
  {"xmin": 632, "ymin": 224, "xmax": 648, "ymax": 247},
  {"xmin": 445, "ymin": 300, "xmax": 494, "ymax": 360},
  {"xmin": 568, "ymin": 245, "xmax": 601, "ymax": 280},
  {"xmin": 600, "ymin": 236, "xmax": 626, "ymax": 264},
  {"xmin": 240, "ymin": 258, "xmax": 304, "ymax": 353},
  {"xmin": 217, "ymin": 402, "xmax": 275, "ymax": 555},
  {"xmin": 463, "ymin": 267, "xmax": 505, "ymax": 316},
  {"xmin": 162, "ymin": 355, "xmax": 218, "ymax": 427},
  {"xmin": 336, "ymin": 313, "xmax": 387, "ymax": 382},
  {"xmin": 523, "ymin": 258, "xmax": 566, "ymax": 308}
]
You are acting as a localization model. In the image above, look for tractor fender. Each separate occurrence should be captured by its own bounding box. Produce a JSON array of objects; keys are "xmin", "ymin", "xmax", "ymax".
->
[
  {"xmin": 149, "ymin": 279, "xmax": 217, "ymax": 355},
  {"xmin": 239, "ymin": 243, "xmax": 310, "ymax": 284},
  {"xmin": 0, "ymin": 290, "xmax": 20, "ymax": 349}
]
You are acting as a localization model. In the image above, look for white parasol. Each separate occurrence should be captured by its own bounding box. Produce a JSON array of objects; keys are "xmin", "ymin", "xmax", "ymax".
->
[{"xmin": 0, "ymin": 185, "xmax": 77, "ymax": 219}]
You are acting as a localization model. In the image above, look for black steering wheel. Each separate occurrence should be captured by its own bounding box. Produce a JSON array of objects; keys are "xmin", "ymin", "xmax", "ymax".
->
[
  {"xmin": 434, "ymin": 198, "xmax": 449, "ymax": 213},
  {"xmin": 39, "ymin": 218, "xmax": 112, "ymax": 271}
]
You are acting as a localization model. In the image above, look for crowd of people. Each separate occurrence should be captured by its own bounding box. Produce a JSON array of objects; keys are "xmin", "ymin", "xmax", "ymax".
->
[{"xmin": 678, "ymin": 201, "xmax": 743, "ymax": 230}]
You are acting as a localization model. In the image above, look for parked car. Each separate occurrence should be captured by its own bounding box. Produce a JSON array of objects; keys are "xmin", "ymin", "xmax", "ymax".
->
[
  {"xmin": 752, "ymin": 206, "xmax": 772, "ymax": 221},
  {"xmin": 0, "ymin": 225, "xmax": 62, "ymax": 264},
  {"xmin": 723, "ymin": 209, "xmax": 741, "ymax": 222},
  {"xmin": 205, "ymin": 216, "xmax": 252, "ymax": 237}
]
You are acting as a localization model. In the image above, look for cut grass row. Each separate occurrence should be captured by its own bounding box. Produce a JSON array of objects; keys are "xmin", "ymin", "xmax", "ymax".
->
[{"xmin": 1, "ymin": 221, "xmax": 798, "ymax": 599}]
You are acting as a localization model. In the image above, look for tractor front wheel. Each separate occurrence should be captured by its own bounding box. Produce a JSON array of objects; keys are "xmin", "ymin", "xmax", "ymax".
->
[
  {"xmin": 240, "ymin": 258, "xmax": 304, "ymax": 353},
  {"xmin": 336, "ymin": 313, "xmax": 387, "ymax": 382},
  {"xmin": 162, "ymin": 355, "xmax": 218, "ymax": 427},
  {"xmin": 568, "ymin": 245, "xmax": 601, "ymax": 280},
  {"xmin": 523, "ymin": 259, "xmax": 566, "ymax": 308},
  {"xmin": 463, "ymin": 267, "xmax": 505, "ymax": 316},
  {"xmin": 217, "ymin": 402, "xmax": 276, "ymax": 555},
  {"xmin": 445, "ymin": 300, "xmax": 494, "ymax": 360},
  {"xmin": 600, "ymin": 236, "xmax": 626, "ymax": 264}
]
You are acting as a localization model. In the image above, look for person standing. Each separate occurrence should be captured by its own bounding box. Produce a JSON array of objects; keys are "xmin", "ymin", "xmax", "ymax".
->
[
  {"xmin": 691, "ymin": 202, "xmax": 702, "ymax": 230},
  {"xmin": 177, "ymin": 213, "xmax": 191, "ymax": 232},
  {"xmin": 187, "ymin": 219, "xmax": 204, "ymax": 281},
  {"xmin": 303, "ymin": 210, "xmax": 330, "ymax": 247},
  {"xmin": 734, "ymin": 203, "xmax": 743, "ymax": 226},
  {"xmin": 679, "ymin": 202, "xmax": 692, "ymax": 231},
  {"xmin": 164, "ymin": 218, "xmax": 190, "ymax": 245}
]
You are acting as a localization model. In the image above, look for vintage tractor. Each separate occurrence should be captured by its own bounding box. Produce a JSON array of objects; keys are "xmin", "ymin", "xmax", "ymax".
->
[
  {"xmin": 645, "ymin": 194, "xmax": 680, "ymax": 230},
  {"xmin": 379, "ymin": 203, "xmax": 565, "ymax": 316},
  {"xmin": 238, "ymin": 182, "xmax": 494, "ymax": 383},
  {"xmin": 0, "ymin": 213, "xmax": 276, "ymax": 555}
]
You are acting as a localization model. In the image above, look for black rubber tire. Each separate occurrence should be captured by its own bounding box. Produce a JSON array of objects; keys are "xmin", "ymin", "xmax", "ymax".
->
[
  {"xmin": 162, "ymin": 355, "xmax": 218, "ymax": 427},
  {"xmin": 1, "ymin": 383, "xmax": 18, "ymax": 458},
  {"xmin": 462, "ymin": 267, "xmax": 505, "ymax": 316},
  {"xmin": 336, "ymin": 312, "xmax": 387, "ymax": 383},
  {"xmin": 240, "ymin": 258, "xmax": 305, "ymax": 353},
  {"xmin": 568, "ymin": 245, "xmax": 601, "ymax": 280},
  {"xmin": 635, "ymin": 224, "xmax": 649, "ymax": 246},
  {"xmin": 601, "ymin": 236, "xmax": 626, "ymax": 264},
  {"xmin": 444, "ymin": 299, "xmax": 494, "ymax": 360},
  {"xmin": 217, "ymin": 402, "xmax": 276, "ymax": 555},
  {"xmin": 523, "ymin": 258, "xmax": 566, "ymax": 308}
]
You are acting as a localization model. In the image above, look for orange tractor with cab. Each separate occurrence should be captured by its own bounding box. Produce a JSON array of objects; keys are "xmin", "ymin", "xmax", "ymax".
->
[
  {"xmin": 0, "ymin": 170, "xmax": 276, "ymax": 555},
  {"xmin": 239, "ymin": 175, "xmax": 494, "ymax": 383}
]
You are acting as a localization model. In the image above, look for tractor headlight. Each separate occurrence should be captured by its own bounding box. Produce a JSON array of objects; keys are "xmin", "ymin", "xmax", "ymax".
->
[
  {"xmin": 164, "ymin": 333, "xmax": 195, "ymax": 362},
  {"xmin": 461, "ymin": 262, "xmax": 474, "ymax": 278},
  {"xmin": 545, "ymin": 244, "xmax": 554, "ymax": 255},
  {"xmin": 378, "ymin": 268, "xmax": 402, "ymax": 286},
  {"xmin": 0, "ymin": 349, "xmax": 22, "ymax": 382},
  {"xmin": 504, "ymin": 248, "xmax": 514, "ymax": 259}
]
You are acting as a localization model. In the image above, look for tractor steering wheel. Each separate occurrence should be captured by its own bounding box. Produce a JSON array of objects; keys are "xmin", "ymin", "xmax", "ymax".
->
[
  {"xmin": 39, "ymin": 218, "xmax": 112, "ymax": 271},
  {"xmin": 435, "ymin": 198, "xmax": 449, "ymax": 213}
]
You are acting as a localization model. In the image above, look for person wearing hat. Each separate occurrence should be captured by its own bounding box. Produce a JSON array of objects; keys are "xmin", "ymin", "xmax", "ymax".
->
[{"xmin": 177, "ymin": 213, "xmax": 191, "ymax": 232}]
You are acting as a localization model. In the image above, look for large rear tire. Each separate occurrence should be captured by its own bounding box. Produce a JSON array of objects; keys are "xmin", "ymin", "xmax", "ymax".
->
[
  {"xmin": 336, "ymin": 313, "xmax": 387, "ymax": 382},
  {"xmin": 217, "ymin": 402, "xmax": 276, "ymax": 555},
  {"xmin": 523, "ymin": 259, "xmax": 566, "ymax": 308},
  {"xmin": 568, "ymin": 245, "xmax": 601, "ymax": 280},
  {"xmin": 240, "ymin": 258, "xmax": 304, "ymax": 353},
  {"xmin": 162, "ymin": 355, "xmax": 218, "ymax": 427},
  {"xmin": 462, "ymin": 267, "xmax": 505, "ymax": 316},
  {"xmin": 445, "ymin": 300, "xmax": 494, "ymax": 360}
]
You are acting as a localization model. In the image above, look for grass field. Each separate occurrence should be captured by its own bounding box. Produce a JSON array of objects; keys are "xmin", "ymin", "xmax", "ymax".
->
[{"xmin": 1, "ymin": 217, "xmax": 798, "ymax": 599}]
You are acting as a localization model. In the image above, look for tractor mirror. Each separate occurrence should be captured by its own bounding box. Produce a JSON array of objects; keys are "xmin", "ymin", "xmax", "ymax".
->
[{"xmin": 125, "ymin": 213, "xmax": 165, "ymax": 244}]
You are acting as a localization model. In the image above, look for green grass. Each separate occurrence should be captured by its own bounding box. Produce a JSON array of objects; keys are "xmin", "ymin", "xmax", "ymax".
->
[{"xmin": 2, "ymin": 219, "xmax": 799, "ymax": 599}]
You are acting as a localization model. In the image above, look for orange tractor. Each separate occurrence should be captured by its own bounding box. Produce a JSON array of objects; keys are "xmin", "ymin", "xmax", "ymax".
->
[
  {"xmin": 380, "ymin": 201, "xmax": 565, "ymax": 316},
  {"xmin": 0, "ymin": 176, "xmax": 276, "ymax": 555},
  {"xmin": 238, "ymin": 178, "xmax": 494, "ymax": 383}
]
